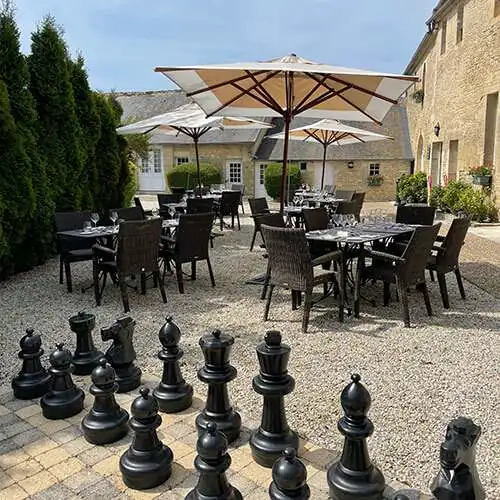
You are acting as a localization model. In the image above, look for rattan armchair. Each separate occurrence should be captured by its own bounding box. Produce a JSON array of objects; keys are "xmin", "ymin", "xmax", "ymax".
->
[
  {"xmin": 355, "ymin": 223, "xmax": 441, "ymax": 327},
  {"xmin": 217, "ymin": 191, "xmax": 241, "ymax": 230},
  {"xmin": 248, "ymin": 197, "xmax": 273, "ymax": 251},
  {"xmin": 55, "ymin": 211, "xmax": 93, "ymax": 292},
  {"xmin": 231, "ymin": 183, "xmax": 245, "ymax": 213},
  {"xmin": 426, "ymin": 217, "xmax": 470, "ymax": 308},
  {"xmin": 334, "ymin": 190, "xmax": 355, "ymax": 201},
  {"xmin": 186, "ymin": 197, "xmax": 214, "ymax": 214},
  {"xmin": 335, "ymin": 200, "xmax": 358, "ymax": 215},
  {"xmin": 134, "ymin": 197, "xmax": 153, "ymax": 219},
  {"xmin": 159, "ymin": 213, "xmax": 215, "ymax": 293},
  {"xmin": 260, "ymin": 225, "xmax": 344, "ymax": 332},
  {"xmin": 110, "ymin": 206, "xmax": 144, "ymax": 222},
  {"xmin": 396, "ymin": 204, "xmax": 436, "ymax": 225},
  {"xmin": 92, "ymin": 218, "xmax": 166, "ymax": 312},
  {"xmin": 352, "ymin": 192, "xmax": 365, "ymax": 221}
]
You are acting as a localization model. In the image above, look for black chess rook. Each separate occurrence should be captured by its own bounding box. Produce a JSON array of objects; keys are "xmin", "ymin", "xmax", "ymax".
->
[
  {"xmin": 186, "ymin": 422, "xmax": 242, "ymax": 500},
  {"xmin": 119, "ymin": 387, "xmax": 173, "ymax": 490},
  {"xmin": 269, "ymin": 448, "xmax": 310, "ymax": 500},
  {"xmin": 327, "ymin": 374, "xmax": 385, "ymax": 500},
  {"xmin": 12, "ymin": 328, "xmax": 51, "ymax": 400},
  {"xmin": 195, "ymin": 329, "xmax": 241, "ymax": 444},
  {"xmin": 101, "ymin": 316, "xmax": 141, "ymax": 393},
  {"xmin": 82, "ymin": 358, "xmax": 129, "ymax": 445},
  {"xmin": 153, "ymin": 316, "xmax": 193, "ymax": 413},
  {"xmin": 70, "ymin": 311, "xmax": 103, "ymax": 375},
  {"xmin": 40, "ymin": 343, "xmax": 85, "ymax": 420},
  {"xmin": 250, "ymin": 330, "xmax": 299, "ymax": 468}
]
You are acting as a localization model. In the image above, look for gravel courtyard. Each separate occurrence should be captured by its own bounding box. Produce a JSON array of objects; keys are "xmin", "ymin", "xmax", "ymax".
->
[{"xmin": 0, "ymin": 209, "xmax": 498, "ymax": 497}]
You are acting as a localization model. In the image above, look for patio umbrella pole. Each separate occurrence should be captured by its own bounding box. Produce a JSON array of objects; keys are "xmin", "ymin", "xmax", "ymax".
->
[
  {"xmin": 321, "ymin": 142, "xmax": 327, "ymax": 191},
  {"xmin": 194, "ymin": 135, "xmax": 202, "ymax": 197},
  {"xmin": 280, "ymin": 113, "xmax": 292, "ymax": 214}
]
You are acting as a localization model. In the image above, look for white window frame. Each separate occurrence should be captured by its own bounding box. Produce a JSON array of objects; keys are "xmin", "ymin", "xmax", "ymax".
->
[
  {"xmin": 369, "ymin": 163, "xmax": 381, "ymax": 176},
  {"xmin": 227, "ymin": 161, "xmax": 242, "ymax": 184},
  {"xmin": 175, "ymin": 156, "xmax": 190, "ymax": 166},
  {"xmin": 140, "ymin": 148, "xmax": 162, "ymax": 174}
]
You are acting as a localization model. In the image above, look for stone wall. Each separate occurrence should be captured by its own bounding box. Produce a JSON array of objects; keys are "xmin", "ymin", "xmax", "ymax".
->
[{"xmin": 405, "ymin": 0, "xmax": 500, "ymax": 205}]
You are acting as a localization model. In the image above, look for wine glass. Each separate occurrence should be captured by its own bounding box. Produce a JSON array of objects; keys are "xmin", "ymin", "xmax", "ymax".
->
[
  {"xmin": 151, "ymin": 207, "xmax": 159, "ymax": 218},
  {"xmin": 90, "ymin": 212, "xmax": 99, "ymax": 228},
  {"xmin": 168, "ymin": 206, "xmax": 176, "ymax": 219},
  {"xmin": 347, "ymin": 214, "xmax": 357, "ymax": 226},
  {"xmin": 109, "ymin": 211, "xmax": 118, "ymax": 226}
]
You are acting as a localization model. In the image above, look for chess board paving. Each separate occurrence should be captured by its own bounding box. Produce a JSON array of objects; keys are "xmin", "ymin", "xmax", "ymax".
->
[{"xmin": 0, "ymin": 375, "xmax": 426, "ymax": 499}]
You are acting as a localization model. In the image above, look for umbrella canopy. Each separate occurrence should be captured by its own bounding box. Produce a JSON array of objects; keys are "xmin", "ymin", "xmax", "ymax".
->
[
  {"xmin": 155, "ymin": 54, "xmax": 418, "ymax": 211},
  {"xmin": 267, "ymin": 119, "xmax": 392, "ymax": 189},
  {"xmin": 116, "ymin": 103, "xmax": 271, "ymax": 192}
]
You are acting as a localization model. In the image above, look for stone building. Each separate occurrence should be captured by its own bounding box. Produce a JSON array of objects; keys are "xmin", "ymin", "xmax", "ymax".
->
[
  {"xmin": 115, "ymin": 90, "xmax": 412, "ymax": 200},
  {"xmin": 404, "ymin": 0, "xmax": 500, "ymax": 204}
]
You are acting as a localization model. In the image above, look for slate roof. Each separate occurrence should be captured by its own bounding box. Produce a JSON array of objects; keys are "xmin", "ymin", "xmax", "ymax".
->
[
  {"xmin": 113, "ymin": 90, "xmax": 266, "ymax": 145},
  {"xmin": 254, "ymin": 105, "xmax": 413, "ymax": 161}
]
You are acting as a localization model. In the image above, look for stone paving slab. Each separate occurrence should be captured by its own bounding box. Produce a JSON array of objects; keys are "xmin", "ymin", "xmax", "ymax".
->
[{"xmin": 0, "ymin": 376, "xmax": 427, "ymax": 499}]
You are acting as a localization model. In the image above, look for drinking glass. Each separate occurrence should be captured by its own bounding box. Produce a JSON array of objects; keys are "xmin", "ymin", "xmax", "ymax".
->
[
  {"xmin": 83, "ymin": 220, "xmax": 91, "ymax": 232},
  {"xmin": 90, "ymin": 212, "xmax": 99, "ymax": 228},
  {"xmin": 168, "ymin": 206, "xmax": 176, "ymax": 219},
  {"xmin": 151, "ymin": 208, "xmax": 159, "ymax": 218},
  {"xmin": 109, "ymin": 211, "xmax": 118, "ymax": 226},
  {"xmin": 347, "ymin": 214, "xmax": 356, "ymax": 226}
]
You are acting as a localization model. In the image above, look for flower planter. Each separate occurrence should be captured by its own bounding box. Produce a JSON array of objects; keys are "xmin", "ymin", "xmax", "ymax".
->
[{"xmin": 471, "ymin": 175, "xmax": 491, "ymax": 186}]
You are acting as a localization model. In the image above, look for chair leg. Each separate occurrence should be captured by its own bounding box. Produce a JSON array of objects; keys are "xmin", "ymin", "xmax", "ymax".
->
[
  {"xmin": 191, "ymin": 261, "xmax": 197, "ymax": 281},
  {"xmin": 241, "ymin": 201, "xmax": 245, "ymax": 214},
  {"xmin": 231, "ymin": 214, "xmax": 235, "ymax": 229},
  {"xmin": 261, "ymin": 262, "xmax": 271, "ymax": 300},
  {"xmin": 64, "ymin": 261, "xmax": 73, "ymax": 293},
  {"xmin": 219, "ymin": 215, "xmax": 223, "ymax": 231},
  {"xmin": 264, "ymin": 285, "xmax": 274, "ymax": 320},
  {"xmin": 59, "ymin": 256, "xmax": 64, "ymax": 284},
  {"xmin": 176, "ymin": 262, "xmax": 184, "ymax": 294},
  {"xmin": 383, "ymin": 282, "xmax": 390, "ymax": 306},
  {"xmin": 396, "ymin": 277, "xmax": 411, "ymax": 327},
  {"xmin": 206, "ymin": 258, "xmax": 215, "ymax": 287},
  {"xmin": 292, "ymin": 290, "xmax": 297, "ymax": 311},
  {"xmin": 302, "ymin": 292, "xmax": 313, "ymax": 333},
  {"xmin": 297, "ymin": 291, "xmax": 302, "ymax": 307},
  {"xmin": 455, "ymin": 268, "xmax": 466, "ymax": 300},
  {"xmin": 338, "ymin": 269, "xmax": 345, "ymax": 323},
  {"xmin": 140, "ymin": 270, "xmax": 146, "ymax": 295},
  {"xmin": 119, "ymin": 279, "xmax": 130, "ymax": 313},
  {"xmin": 437, "ymin": 272, "xmax": 450, "ymax": 309},
  {"xmin": 420, "ymin": 282, "xmax": 433, "ymax": 316},
  {"xmin": 93, "ymin": 263, "xmax": 102, "ymax": 306},
  {"xmin": 429, "ymin": 269, "xmax": 435, "ymax": 281},
  {"xmin": 250, "ymin": 228, "xmax": 257, "ymax": 252},
  {"xmin": 156, "ymin": 270, "xmax": 167, "ymax": 304},
  {"xmin": 236, "ymin": 213, "xmax": 241, "ymax": 230}
]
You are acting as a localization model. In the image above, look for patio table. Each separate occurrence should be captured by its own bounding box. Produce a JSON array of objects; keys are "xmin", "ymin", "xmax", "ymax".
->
[{"xmin": 57, "ymin": 225, "xmax": 119, "ymax": 239}]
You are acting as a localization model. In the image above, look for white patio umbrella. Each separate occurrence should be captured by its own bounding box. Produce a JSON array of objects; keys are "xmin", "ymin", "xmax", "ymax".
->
[
  {"xmin": 155, "ymin": 54, "xmax": 418, "ymax": 211},
  {"xmin": 267, "ymin": 119, "xmax": 392, "ymax": 190},
  {"xmin": 116, "ymin": 103, "xmax": 272, "ymax": 193}
]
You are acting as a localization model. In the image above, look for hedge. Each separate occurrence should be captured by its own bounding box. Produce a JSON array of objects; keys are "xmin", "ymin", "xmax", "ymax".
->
[
  {"xmin": 264, "ymin": 163, "xmax": 301, "ymax": 200},
  {"xmin": 396, "ymin": 172, "xmax": 428, "ymax": 204},
  {"xmin": 166, "ymin": 162, "xmax": 221, "ymax": 189}
]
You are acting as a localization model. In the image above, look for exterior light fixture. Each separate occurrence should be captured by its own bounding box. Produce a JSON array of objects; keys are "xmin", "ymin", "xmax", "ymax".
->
[
  {"xmin": 434, "ymin": 122, "xmax": 441, "ymax": 137},
  {"xmin": 347, "ymin": 161, "xmax": 354, "ymax": 169}
]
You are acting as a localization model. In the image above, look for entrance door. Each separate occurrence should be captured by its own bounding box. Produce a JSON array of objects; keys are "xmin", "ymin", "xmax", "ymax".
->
[
  {"xmin": 139, "ymin": 148, "xmax": 164, "ymax": 192},
  {"xmin": 254, "ymin": 163, "xmax": 268, "ymax": 197},
  {"xmin": 226, "ymin": 160, "xmax": 242, "ymax": 186},
  {"xmin": 431, "ymin": 142, "xmax": 443, "ymax": 186},
  {"xmin": 314, "ymin": 161, "xmax": 334, "ymax": 190}
]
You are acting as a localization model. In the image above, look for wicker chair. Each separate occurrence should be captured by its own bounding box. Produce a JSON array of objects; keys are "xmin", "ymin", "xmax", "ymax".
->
[
  {"xmin": 335, "ymin": 200, "xmax": 357, "ymax": 215},
  {"xmin": 396, "ymin": 204, "xmax": 436, "ymax": 225},
  {"xmin": 355, "ymin": 223, "xmax": 441, "ymax": 327},
  {"xmin": 134, "ymin": 197, "xmax": 152, "ymax": 219},
  {"xmin": 92, "ymin": 218, "xmax": 166, "ymax": 312},
  {"xmin": 231, "ymin": 183, "xmax": 245, "ymax": 213},
  {"xmin": 159, "ymin": 213, "xmax": 215, "ymax": 293},
  {"xmin": 260, "ymin": 225, "xmax": 344, "ymax": 332},
  {"xmin": 186, "ymin": 197, "xmax": 214, "ymax": 214},
  {"xmin": 170, "ymin": 187, "xmax": 186, "ymax": 197},
  {"xmin": 334, "ymin": 190, "xmax": 355, "ymax": 201},
  {"xmin": 158, "ymin": 193, "xmax": 182, "ymax": 218},
  {"xmin": 110, "ymin": 206, "xmax": 144, "ymax": 222},
  {"xmin": 248, "ymin": 197, "xmax": 273, "ymax": 251},
  {"xmin": 352, "ymin": 192, "xmax": 366, "ymax": 221},
  {"xmin": 426, "ymin": 217, "xmax": 470, "ymax": 308},
  {"xmin": 217, "ymin": 190, "xmax": 241, "ymax": 230},
  {"xmin": 302, "ymin": 207, "xmax": 329, "ymax": 231},
  {"xmin": 54, "ymin": 211, "xmax": 93, "ymax": 293}
]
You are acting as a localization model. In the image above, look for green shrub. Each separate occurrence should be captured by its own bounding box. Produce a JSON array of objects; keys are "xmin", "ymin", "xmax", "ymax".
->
[
  {"xmin": 396, "ymin": 172, "xmax": 428, "ymax": 203},
  {"xmin": 454, "ymin": 188, "xmax": 497, "ymax": 222},
  {"xmin": 166, "ymin": 163, "xmax": 221, "ymax": 189},
  {"xmin": 429, "ymin": 186, "xmax": 444, "ymax": 209},
  {"xmin": 440, "ymin": 181, "xmax": 469, "ymax": 212},
  {"xmin": 264, "ymin": 163, "xmax": 301, "ymax": 200},
  {"xmin": 122, "ymin": 161, "xmax": 138, "ymax": 207}
]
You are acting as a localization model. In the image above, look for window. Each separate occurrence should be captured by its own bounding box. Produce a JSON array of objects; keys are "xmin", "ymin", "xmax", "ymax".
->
[
  {"xmin": 456, "ymin": 5, "xmax": 464, "ymax": 43},
  {"xmin": 140, "ymin": 149, "xmax": 162, "ymax": 174},
  {"xmin": 369, "ymin": 163, "xmax": 380, "ymax": 176},
  {"xmin": 259, "ymin": 164, "xmax": 267, "ymax": 185},
  {"xmin": 441, "ymin": 20, "xmax": 447, "ymax": 54},
  {"xmin": 299, "ymin": 161, "xmax": 307, "ymax": 171},
  {"xmin": 228, "ymin": 161, "xmax": 242, "ymax": 183},
  {"xmin": 495, "ymin": 0, "xmax": 500, "ymax": 17},
  {"xmin": 175, "ymin": 156, "xmax": 189, "ymax": 165}
]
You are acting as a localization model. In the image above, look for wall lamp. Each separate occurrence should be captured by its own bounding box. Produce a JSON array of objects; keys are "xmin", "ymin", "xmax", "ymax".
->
[
  {"xmin": 347, "ymin": 161, "xmax": 354, "ymax": 169},
  {"xmin": 434, "ymin": 122, "xmax": 441, "ymax": 137}
]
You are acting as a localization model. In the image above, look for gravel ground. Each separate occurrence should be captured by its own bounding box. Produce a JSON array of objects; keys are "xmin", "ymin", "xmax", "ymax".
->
[{"xmin": 0, "ymin": 208, "xmax": 498, "ymax": 497}]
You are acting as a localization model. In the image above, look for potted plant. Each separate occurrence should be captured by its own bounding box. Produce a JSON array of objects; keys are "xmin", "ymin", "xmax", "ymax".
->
[
  {"xmin": 469, "ymin": 165, "xmax": 492, "ymax": 186},
  {"xmin": 412, "ymin": 89, "xmax": 425, "ymax": 104},
  {"xmin": 367, "ymin": 174, "xmax": 384, "ymax": 187}
]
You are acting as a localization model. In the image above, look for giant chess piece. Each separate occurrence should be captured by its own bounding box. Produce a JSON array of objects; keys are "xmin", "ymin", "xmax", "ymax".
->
[
  {"xmin": 120, "ymin": 387, "xmax": 173, "ymax": 490},
  {"xmin": 82, "ymin": 358, "xmax": 129, "ymax": 445},
  {"xmin": 40, "ymin": 343, "xmax": 85, "ymax": 419},
  {"xmin": 431, "ymin": 417, "xmax": 485, "ymax": 500},
  {"xmin": 101, "ymin": 316, "xmax": 141, "ymax": 393},
  {"xmin": 269, "ymin": 448, "xmax": 310, "ymax": 500},
  {"xmin": 70, "ymin": 311, "xmax": 103, "ymax": 375},
  {"xmin": 186, "ymin": 422, "xmax": 242, "ymax": 500},
  {"xmin": 153, "ymin": 316, "xmax": 193, "ymax": 413},
  {"xmin": 249, "ymin": 330, "xmax": 299, "ymax": 467},
  {"xmin": 12, "ymin": 328, "xmax": 51, "ymax": 399},
  {"xmin": 327, "ymin": 374, "xmax": 385, "ymax": 500},
  {"xmin": 195, "ymin": 330, "xmax": 241, "ymax": 444}
]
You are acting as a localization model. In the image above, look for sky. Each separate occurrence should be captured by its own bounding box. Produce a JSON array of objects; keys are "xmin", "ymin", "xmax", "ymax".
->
[{"xmin": 14, "ymin": 0, "xmax": 437, "ymax": 92}]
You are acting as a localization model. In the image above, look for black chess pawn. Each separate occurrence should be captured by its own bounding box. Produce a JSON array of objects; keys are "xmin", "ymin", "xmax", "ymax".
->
[
  {"xmin": 120, "ymin": 387, "xmax": 173, "ymax": 490},
  {"xmin": 327, "ymin": 374, "xmax": 385, "ymax": 500},
  {"xmin": 70, "ymin": 311, "xmax": 103, "ymax": 375},
  {"xmin": 269, "ymin": 448, "xmax": 310, "ymax": 500},
  {"xmin": 431, "ymin": 417, "xmax": 485, "ymax": 500},
  {"xmin": 82, "ymin": 358, "xmax": 129, "ymax": 445},
  {"xmin": 101, "ymin": 316, "xmax": 141, "ymax": 393},
  {"xmin": 250, "ymin": 331, "xmax": 299, "ymax": 467},
  {"xmin": 195, "ymin": 329, "xmax": 241, "ymax": 444},
  {"xmin": 12, "ymin": 328, "xmax": 51, "ymax": 399},
  {"xmin": 186, "ymin": 422, "xmax": 242, "ymax": 500},
  {"xmin": 153, "ymin": 316, "xmax": 193, "ymax": 413},
  {"xmin": 40, "ymin": 343, "xmax": 85, "ymax": 419}
]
